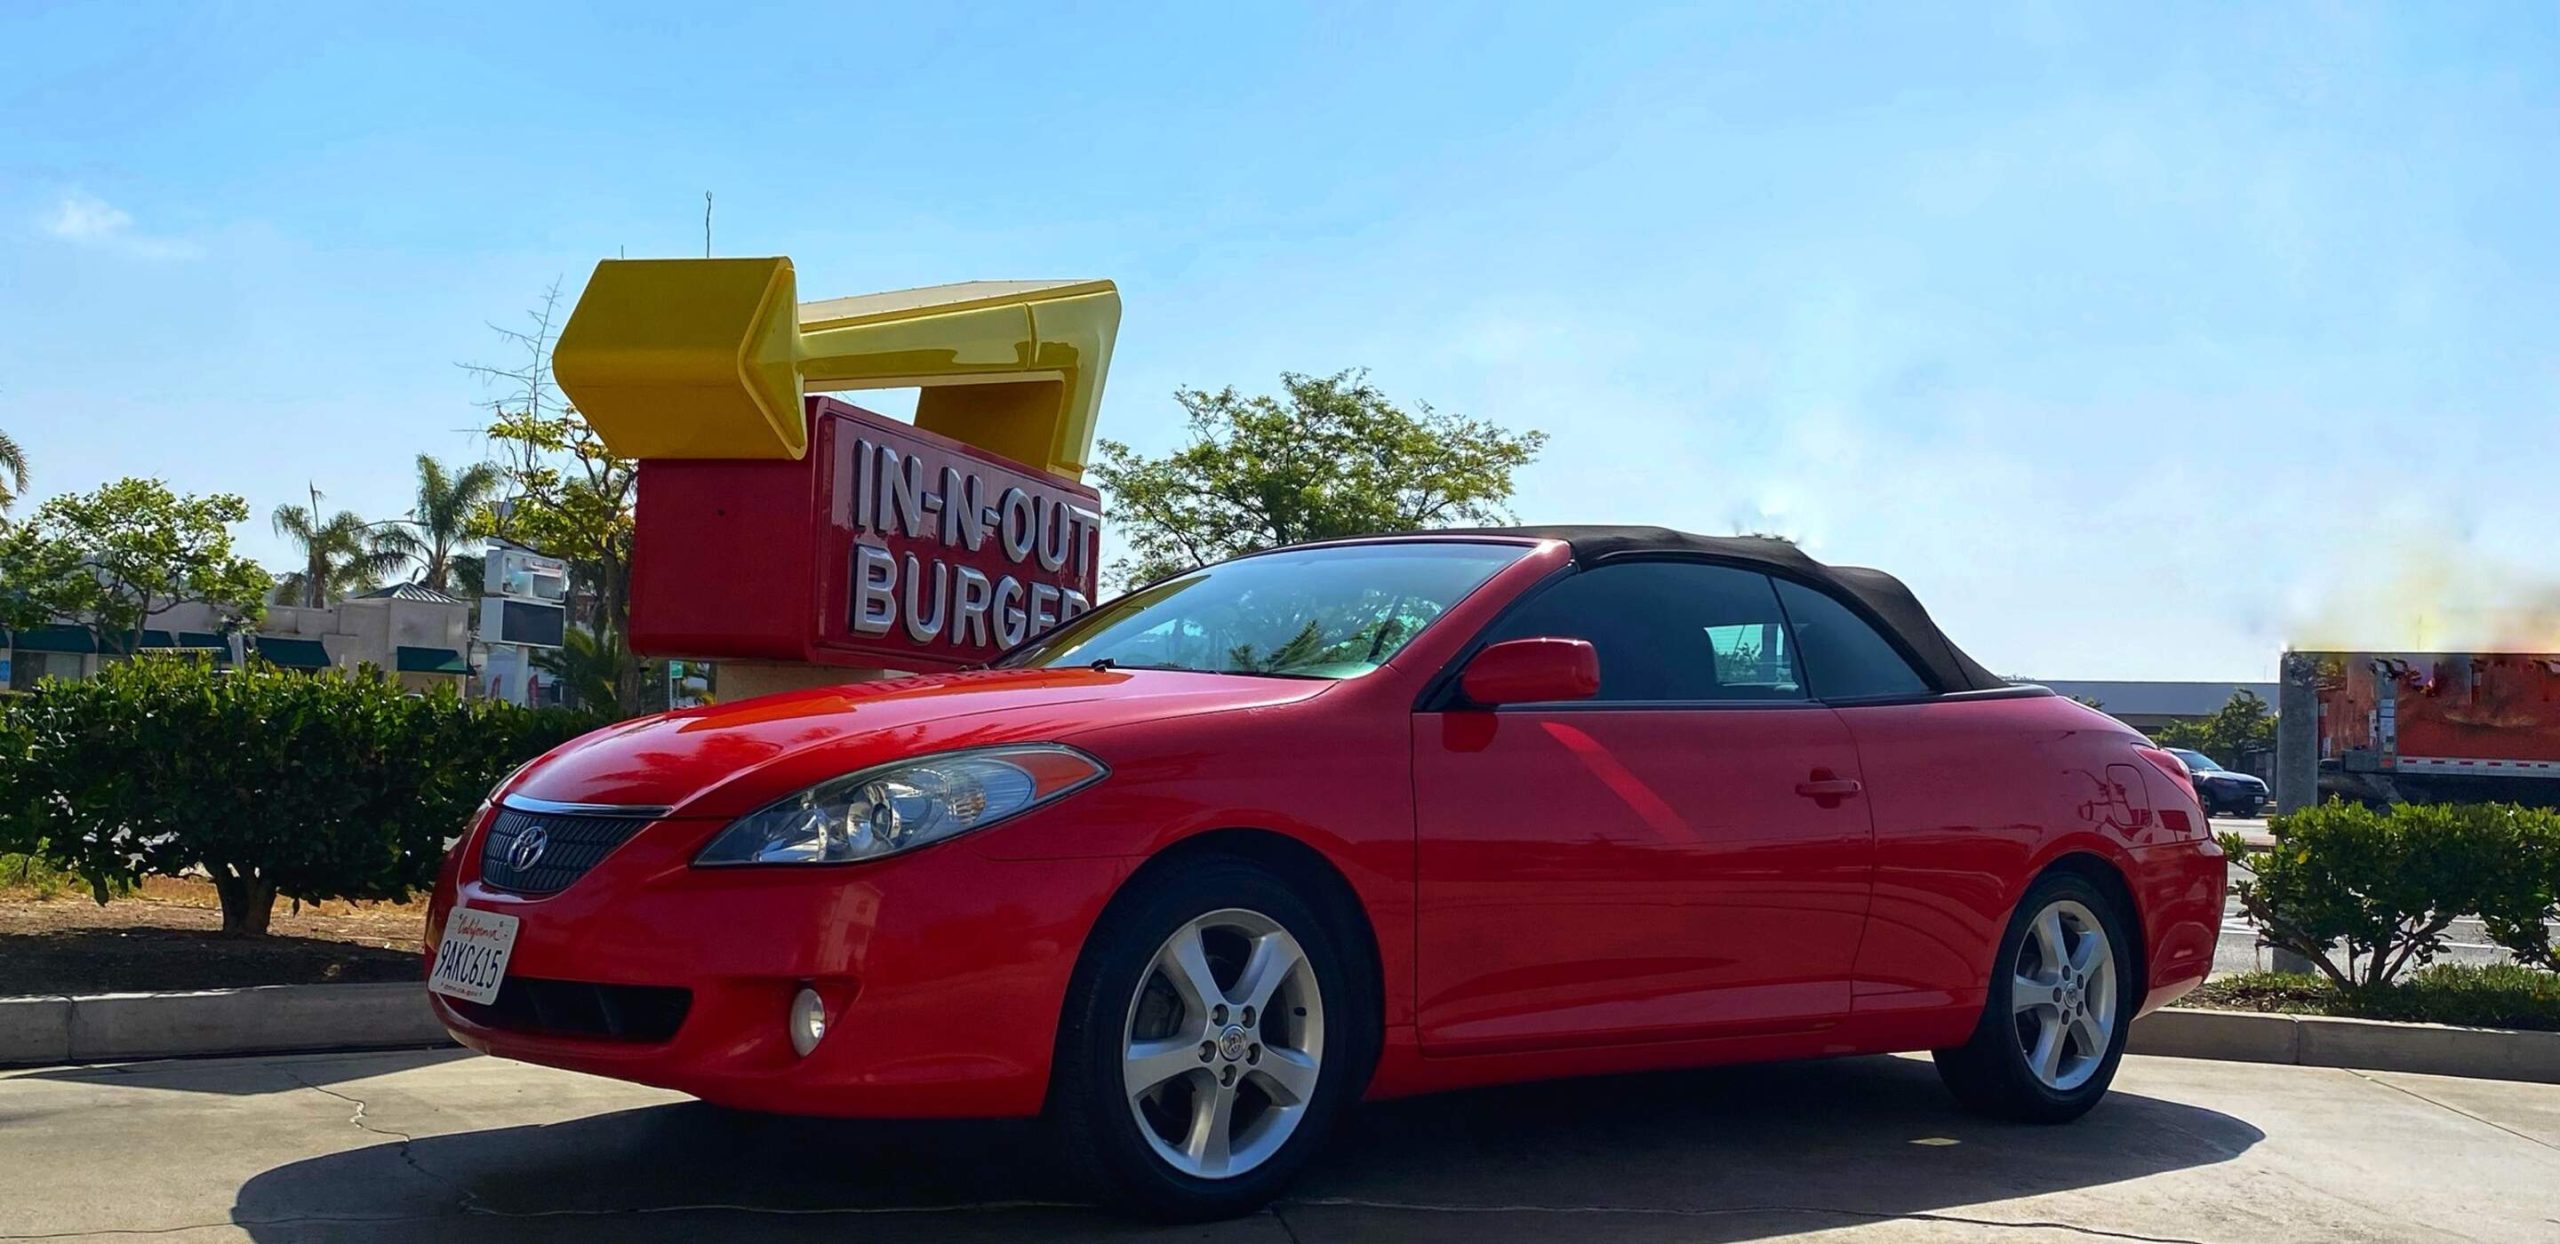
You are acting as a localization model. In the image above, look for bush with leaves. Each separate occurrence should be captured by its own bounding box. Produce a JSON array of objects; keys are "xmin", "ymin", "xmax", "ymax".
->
[
  {"xmin": 2226, "ymin": 801, "xmax": 2560, "ymax": 987},
  {"xmin": 2, "ymin": 657, "xmax": 608, "ymax": 934},
  {"xmin": 2195, "ymin": 964, "xmax": 2560, "ymax": 1032},
  {"xmin": 2470, "ymin": 803, "xmax": 2560, "ymax": 970}
]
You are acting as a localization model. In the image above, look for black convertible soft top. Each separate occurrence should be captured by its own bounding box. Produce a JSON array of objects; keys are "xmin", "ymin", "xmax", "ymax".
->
[{"xmin": 1439, "ymin": 525, "xmax": 2007, "ymax": 693}]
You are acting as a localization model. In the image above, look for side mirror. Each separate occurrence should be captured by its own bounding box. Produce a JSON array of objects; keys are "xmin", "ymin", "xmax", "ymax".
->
[{"xmin": 1460, "ymin": 637, "xmax": 1600, "ymax": 706}]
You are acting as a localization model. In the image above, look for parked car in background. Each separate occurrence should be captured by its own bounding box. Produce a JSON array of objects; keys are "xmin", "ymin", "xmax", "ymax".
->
[
  {"xmin": 2167, "ymin": 748, "xmax": 2268, "ymax": 816},
  {"xmin": 425, "ymin": 527, "xmax": 2227, "ymax": 1220}
]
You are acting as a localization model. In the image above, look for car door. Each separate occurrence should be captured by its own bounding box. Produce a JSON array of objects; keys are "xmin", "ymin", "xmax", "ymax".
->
[
  {"xmin": 1763, "ymin": 577, "xmax": 2009, "ymax": 1010},
  {"xmin": 1413, "ymin": 560, "xmax": 1876, "ymax": 1054}
]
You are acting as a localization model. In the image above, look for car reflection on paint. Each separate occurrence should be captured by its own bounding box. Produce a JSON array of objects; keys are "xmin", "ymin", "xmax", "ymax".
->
[{"xmin": 424, "ymin": 526, "xmax": 2228, "ymax": 1221}]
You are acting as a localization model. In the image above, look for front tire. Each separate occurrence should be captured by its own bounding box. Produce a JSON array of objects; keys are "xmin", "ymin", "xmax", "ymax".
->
[
  {"xmin": 1933, "ymin": 871, "xmax": 2136, "ymax": 1123},
  {"xmin": 1050, "ymin": 856, "xmax": 1373, "ymax": 1221}
]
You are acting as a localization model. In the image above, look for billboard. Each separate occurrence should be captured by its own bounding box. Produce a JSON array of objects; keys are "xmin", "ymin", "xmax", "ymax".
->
[{"xmin": 485, "ymin": 546, "xmax": 569, "ymax": 603}]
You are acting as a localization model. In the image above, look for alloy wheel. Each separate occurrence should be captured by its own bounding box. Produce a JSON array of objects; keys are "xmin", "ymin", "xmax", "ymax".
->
[
  {"xmin": 2010, "ymin": 898, "xmax": 2117, "ymax": 1091},
  {"xmin": 1120, "ymin": 908, "xmax": 1325, "ymax": 1180}
]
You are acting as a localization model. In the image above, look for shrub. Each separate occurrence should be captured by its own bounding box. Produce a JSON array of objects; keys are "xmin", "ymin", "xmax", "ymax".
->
[
  {"xmin": 2192, "ymin": 965, "xmax": 2560, "ymax": 1033},
  {"xmin": 2226, "ymin": 801, "xmax": 2551, "ymax": 988},
  {"xmin": 0, "ymin": 852, "xmax": 74, "ymax": 899},
  {"xmin": 0, "ymin": 657, "xmax": 610, "ymax": 934},
  {"xmin": 2471, "ymin": 804, "xmax": 2560, "ymax": 971}
]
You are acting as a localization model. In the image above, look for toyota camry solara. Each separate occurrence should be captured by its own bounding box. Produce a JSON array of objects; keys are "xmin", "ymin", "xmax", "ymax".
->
[{"xmin": 425, "ymin": 526, "xmax": 2227, "ymax": 1220}]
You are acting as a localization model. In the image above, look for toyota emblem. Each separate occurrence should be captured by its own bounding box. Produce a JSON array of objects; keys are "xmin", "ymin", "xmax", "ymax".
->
[{"xmin": 507, "ymin": 826, "xmax": 551, "ymax": 872}]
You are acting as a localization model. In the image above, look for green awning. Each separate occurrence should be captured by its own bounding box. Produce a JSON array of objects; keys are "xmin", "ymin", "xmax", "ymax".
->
[
  {"xmin": 177, "ymin": 631, "xmax": 229, "ymax": 650},
  {"xmin": 395, "ymin": 646, "xmax": 469, "ymax": 675},
  {"xmin": 252, "ymin": 636, "xmax": 332, "ymax": 669},
  {"xmin": 10, "ymin": 625, "xmax": 97, "ymax": 654}
]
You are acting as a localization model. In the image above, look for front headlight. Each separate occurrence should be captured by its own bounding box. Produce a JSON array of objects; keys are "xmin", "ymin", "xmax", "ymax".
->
[{"xmin": 694, "ymin": 744, "xmax": 1107, "ymax": 866}]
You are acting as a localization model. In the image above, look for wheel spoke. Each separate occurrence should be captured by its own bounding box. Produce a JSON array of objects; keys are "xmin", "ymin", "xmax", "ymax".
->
[
  {"xmin": 2069, "ymin": 926, "xmax": 2108, "ymax": 977},
  {"xmin": 1158, "ymin": 924, "xmax": 1227, "ymax": 1015},
  {"xmin": 2028, "ymin": 1010, "xmax": 2066, "ymax": 1083},
  {"xmin": 1183, "ymin": 1084, "xmax": 1238, "ymax": 1176},
  {"xmin": 2031, "ymin": 908, "xmax": 2067, "ymax": 976},
  {"xmin": 1251, "ymin": 1047, "xmax": 1320, "ymax": 1106},
  {"xmin": 2011, "ymin": 974, "xmax": 2054, "ymax": 1014},
  {"xmin": 1231, "ymin": 932, "xmax": 1306, "ymax": 1016},
  {"xmin": 2068, "ymin": 1010, "xmax": 2107, "ymax": 1059},
  {"xmin": 1124, "ymin": 1036, "xmax": 1204, "ymax": 1102}
]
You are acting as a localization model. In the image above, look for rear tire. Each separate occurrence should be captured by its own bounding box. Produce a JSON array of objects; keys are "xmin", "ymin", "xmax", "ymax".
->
[
  {"xmin": 1049, "ymin": 855, "xmax": 1375, "ymax": 1221},
  {"xmin": 1933, "ymin": 870, "xmax": 2136, "ymax": 1123}
]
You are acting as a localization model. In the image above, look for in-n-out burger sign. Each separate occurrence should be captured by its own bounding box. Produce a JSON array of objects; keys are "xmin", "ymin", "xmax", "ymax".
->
[
  {"xmin": 627, "ymin": 397, "xmax": 1103, "ymax": 674},
  {"xmin": 561, "ymin": 261, "xmax": 1125, "ymax": 680},
  {"xmin": 835, "ymin": 412, "xmax": 1101, "ymax": 656}
]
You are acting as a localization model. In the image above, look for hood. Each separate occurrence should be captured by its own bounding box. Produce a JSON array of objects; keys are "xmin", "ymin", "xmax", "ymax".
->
[{"xmin": 507, "ymin": 667, "xmax": 1331, "ymax": 818}]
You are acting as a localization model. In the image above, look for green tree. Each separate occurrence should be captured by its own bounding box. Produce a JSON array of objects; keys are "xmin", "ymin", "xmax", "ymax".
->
[
  {"xmin": 0, "ymin": 478, "xmax": 268, "ymax": 653},
  {"xmin": 395, "ymin": 454, "xmax": 500, "ymax": 593},
  {"xmin": 2155, "ymin": 688, "xmax": 2278, "ymax": 767},
  {"xmin": 535, "ymin": 626, "xmax": 632, "ymax": 717},
  {"xmin": 1091, "ymin": 370, "xmax": 1547, "ymax": 586},
  {"xmin": 0, "ymin": 429, "xmax": 29, "ymax": 517},
  {"xmin": 465, "ymin": 283, "xmax": 643, "ymax": 706},
  {"xmin": 272, "ymin": 484, "xmax": 410, "ymax": 607}
]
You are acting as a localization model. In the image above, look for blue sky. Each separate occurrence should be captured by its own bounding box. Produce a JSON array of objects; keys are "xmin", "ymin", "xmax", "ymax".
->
[{"xmin": 5, "ymin": 2, "xmax": 2557, "ymax": 679}]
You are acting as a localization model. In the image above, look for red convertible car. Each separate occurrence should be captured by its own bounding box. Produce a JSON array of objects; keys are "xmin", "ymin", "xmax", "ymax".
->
[{"xmin": 426, "ymin": 527, "xmax": 2226, "ymax": 1219}]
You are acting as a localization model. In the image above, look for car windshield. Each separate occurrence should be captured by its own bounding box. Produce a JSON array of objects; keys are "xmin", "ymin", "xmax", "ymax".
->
[
  {"xmin": 998, "ymin": 542, "xmax": 1530, "ymax": 680},
  {"xmin": 2170, "ymin": 749, "xmax": 2222, "ymax": 772}
]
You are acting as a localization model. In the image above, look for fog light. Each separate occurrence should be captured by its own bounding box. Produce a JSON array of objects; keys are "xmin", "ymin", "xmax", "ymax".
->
[{"xmin": 788, "ymin": 986, "xmax": 828, "ymax": 1057}]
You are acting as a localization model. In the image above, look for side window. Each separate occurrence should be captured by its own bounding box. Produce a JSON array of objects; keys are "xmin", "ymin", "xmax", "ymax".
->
[
  {"xmin": 1478, "ymin": 562, "xmax": 1805, "ymax": 703},
  {"xmin": 1771, "ymin": 579, "xmax": 1930, "ymax": 701}
]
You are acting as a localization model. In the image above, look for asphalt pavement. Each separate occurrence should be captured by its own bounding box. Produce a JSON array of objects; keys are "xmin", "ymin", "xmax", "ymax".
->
[{"xmin": 4, "ymin": 1046, "xmax": 2555, "ymax": 1242}]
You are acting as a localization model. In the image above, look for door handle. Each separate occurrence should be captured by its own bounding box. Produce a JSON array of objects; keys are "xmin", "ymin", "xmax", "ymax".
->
[{"xmin": 1794, "ymin": 772, "xmax": 1863, "ymax": 804}]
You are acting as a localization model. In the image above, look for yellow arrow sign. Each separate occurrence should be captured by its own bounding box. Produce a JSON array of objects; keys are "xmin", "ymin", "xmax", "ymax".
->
[{"xmin": 552, "ymin": 257, "xmax": 1120, "ymax": 480}]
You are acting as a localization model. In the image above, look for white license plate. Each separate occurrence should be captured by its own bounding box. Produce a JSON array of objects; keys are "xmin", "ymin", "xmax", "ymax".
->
[{"xmin": 428, "ymin": 907, "xmax": 520, "ymax": 1006}]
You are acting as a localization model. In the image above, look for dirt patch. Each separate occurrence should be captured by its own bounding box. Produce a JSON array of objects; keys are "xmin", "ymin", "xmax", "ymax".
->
[{"xmin": 0, "ymin": 877, "xmax": 427, "ymax": 995}]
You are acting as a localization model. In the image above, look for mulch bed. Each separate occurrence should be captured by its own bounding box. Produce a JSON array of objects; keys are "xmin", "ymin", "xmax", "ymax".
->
[{"xmin": 0, "ymin": 879, "xmax": 426, "ymax": 995}]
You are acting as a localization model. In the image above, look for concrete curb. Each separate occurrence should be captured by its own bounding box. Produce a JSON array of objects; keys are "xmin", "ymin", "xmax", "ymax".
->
[
  {"xmin": 2132, "ymin": 1006, "xmax": 2560, "ymax": 1084},
  {"xmin": 0, "ymin": 982, "xmax": 451, "ymax": 1067}
]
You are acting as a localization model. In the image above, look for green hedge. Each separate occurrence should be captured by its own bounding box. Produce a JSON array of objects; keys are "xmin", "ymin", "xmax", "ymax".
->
[
  {"xmin": 2225, "ymin": 801, "xmax": 2560, "ymax": 987},
  {"xmin": 2192, "ymin": 965, "xmax": 2560, "ymax": 1033},
  {"xmin": 0, "ymin": 657, "xmax": 609, "ymax": 934}
]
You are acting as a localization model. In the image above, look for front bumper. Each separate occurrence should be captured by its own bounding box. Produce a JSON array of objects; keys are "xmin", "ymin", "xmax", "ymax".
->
[{"xmin": 426, "ymin": 810, "xmax": 1130, "ymax": 1118}]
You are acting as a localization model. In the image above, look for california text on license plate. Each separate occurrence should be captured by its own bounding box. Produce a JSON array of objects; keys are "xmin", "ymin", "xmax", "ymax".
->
[{"xmin": 428, "ymin": 907, "xmax": 520, "ymax": 1006}]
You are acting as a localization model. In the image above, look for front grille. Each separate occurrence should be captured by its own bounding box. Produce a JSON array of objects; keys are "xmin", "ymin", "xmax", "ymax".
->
[
  {"xmin": 478, "ymin": 806, "xmax": 657, "ymax": 895},
  {"xmin": 447, "ymin": 976, "xmax": 692, "ymax": 1043}
]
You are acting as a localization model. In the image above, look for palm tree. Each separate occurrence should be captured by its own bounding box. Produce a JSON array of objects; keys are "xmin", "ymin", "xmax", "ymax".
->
[
  {"xmin": 399, "ymin": 454, "xmax": 499, "ymax": 593},
  {"xmin": 272, "ymin": 484, "xmax": 410, "ymax": 607},
  {"xmin": 535, "ymin": 627, "xmax": 631, "ymax": 716},
  {"xmin": 0, "ymin": 429, "xmax": 28, "ymax": 516}
]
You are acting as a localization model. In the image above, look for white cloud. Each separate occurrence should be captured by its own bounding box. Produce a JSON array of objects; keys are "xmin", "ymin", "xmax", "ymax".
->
[{"xmin": 38, "ymin": 191, "xmax": 200, "ymax": 259}]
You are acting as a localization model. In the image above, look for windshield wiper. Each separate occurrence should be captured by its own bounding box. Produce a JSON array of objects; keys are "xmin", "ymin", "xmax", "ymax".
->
[
  {"xmin": 1084, "ymin": 658, "xmax": 1331, "ymax": 680},
  {"xmin": 1087, "ymin": 658, "xmax": 1199, "ymax": 673}
]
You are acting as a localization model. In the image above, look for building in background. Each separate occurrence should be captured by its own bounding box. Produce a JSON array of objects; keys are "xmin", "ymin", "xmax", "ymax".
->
[
  {"xmin": 2, "ymin": 584, "xmax": 474, "ymax": 694},
  {"xmin": 2023, "ymin": 680, "xmax": 2279, "ymax": 733}
]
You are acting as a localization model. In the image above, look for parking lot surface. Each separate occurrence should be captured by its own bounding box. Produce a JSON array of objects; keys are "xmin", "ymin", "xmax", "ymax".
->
[{"xmin": 3, "ymin": 1047, "xmax": 2555, "ymax": 1242}]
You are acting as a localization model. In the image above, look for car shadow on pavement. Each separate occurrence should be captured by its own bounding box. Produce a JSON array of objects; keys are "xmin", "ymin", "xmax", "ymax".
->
[
  {"xmin": 16, "ymin": 1045, "xmax": 472, "ymax": 1096},
  {"xmin": 229, "ymin": 1054, "xmax": 2263, "ymax": 1242}
]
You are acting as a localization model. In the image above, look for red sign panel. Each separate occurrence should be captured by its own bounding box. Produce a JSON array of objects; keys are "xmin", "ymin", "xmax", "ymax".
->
[
  {"xmin": 816, "ymin": 403, "xmax": 1101, "ymax": 668},
  {"xmin": 629, "ymin": 398, "xmax": 1101, "ymax": 672}
]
